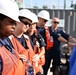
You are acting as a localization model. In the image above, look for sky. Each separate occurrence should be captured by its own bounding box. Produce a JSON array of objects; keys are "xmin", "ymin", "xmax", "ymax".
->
[{"xmin": 23, "ymin": 0, "xmax": 76, "ymax": 9}]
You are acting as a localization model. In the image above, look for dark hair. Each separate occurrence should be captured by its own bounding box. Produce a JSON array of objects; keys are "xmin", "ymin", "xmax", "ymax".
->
[{"xmin": 0, "ymin": 13, "xmax": 7, "ymax": 20}]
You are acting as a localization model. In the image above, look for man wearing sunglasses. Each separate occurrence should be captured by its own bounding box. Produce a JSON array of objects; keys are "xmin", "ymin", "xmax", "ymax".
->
[
  {"xmin": 36, "ymin": 10, "xmax": 76, "ymax": 75},
  {"xmin": 49, "ymin": 17, "xmax": 76, "ymax": 75}
]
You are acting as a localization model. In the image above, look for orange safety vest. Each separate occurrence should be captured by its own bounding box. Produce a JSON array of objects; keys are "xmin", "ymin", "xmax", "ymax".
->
[
  {"xmin": 34, "ymin": 30, "xmax": 45, "ymax": 66},
  {"xmin": 23, "ymin": 34, "xmax": 40, "ymax": 74},
  {"xmin": 8, "ymin": 35, "xmax": 29, "ymax": 74},
  {"xmin": 8, "ymin": 35, "xmax": 39, "ymax": 74},
  {"xmin": 8, "ymin": 35, "xmax": 28, "ymax": 60},
  {"xmin": 0, "ymin": 46, "xmax": 25, "ymax": 75},
  {"xmin": 44, "ymin": 26, "xmax": 53, "ymax": 50},
  {"xmin": 34, "ymin": 45, "xmax": 45, "ymax": 66}
]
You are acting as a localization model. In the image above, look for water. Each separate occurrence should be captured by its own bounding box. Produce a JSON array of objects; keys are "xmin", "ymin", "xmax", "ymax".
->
[{"xmin": 26, "ymin": 60, "xmax": 34, "ymax": 75}]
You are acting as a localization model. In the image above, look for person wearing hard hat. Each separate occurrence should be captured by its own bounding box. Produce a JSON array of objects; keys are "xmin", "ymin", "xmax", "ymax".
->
[
  {"xmin": 9, "ymin": 9, "xmax": 41, "ymax": 74},
  {"xmin": 37, "ymin": 10, "xmax": 49, "ymax": 28},
  {"xmin": 6, "ymin": 9, "xmax": 35, "ymax": 75},
  {"xmin": 27, "ymin": 12, "xmax": 46, "ymax": 75},
  {"xmin": 0, "ymin": 0, "xmax": 26, "ymax": 75},
  {"xmin": 36, "ymin": 10, "xmax": 75, "ymax": 75},
  {"xmin": 13, "ymin": 9, "xmax": 45, "ymax": 75}
]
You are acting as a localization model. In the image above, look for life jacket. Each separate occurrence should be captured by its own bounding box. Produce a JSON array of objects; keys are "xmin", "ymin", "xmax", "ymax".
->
[
  {"xmin": 44, "ymin": 26, "xmax": 53, "ymax": 50},
  {"xmin": 23, "ymin": 34, "xmax": 40, "ymax": 74},
  {"xmin": 8, "ymin": 35, "xmax": 29, "ymax": 74},
  {"xmin": 0, "ymin": 46, "xmax": 25, "ymax": 75},
  {"xmin": 8, "ymin": 35, "xmax": 39, "ymax": 74},
  {"xmin": 33, "ymin": 30, "xmax": 45, "ymax": 66},
  {"xmin": 23, "ymin": 35, "xmax": 35, "ymax": 63},
  {"xmin": 34, "ymin": 45, "xmax": 45, "ymax": 66},
  {"xmin": 8, "ymin": 35, "xmax": 28, "ymax": 60}
]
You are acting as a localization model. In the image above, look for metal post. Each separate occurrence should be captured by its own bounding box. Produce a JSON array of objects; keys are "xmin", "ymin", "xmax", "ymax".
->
[
  {"xmin": 64, "ymin": 0, "xmax": 66, "ymax": 9},
  {"xmin": 50, "ymin": 0, "xmax": 52, "ymax": 9}
]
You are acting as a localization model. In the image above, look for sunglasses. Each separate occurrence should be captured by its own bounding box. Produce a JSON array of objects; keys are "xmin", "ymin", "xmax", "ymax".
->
[
  {"xmin": 54, "ymin": 21, "xmax": 59, "ymax": 24},
  {"xmin": 20, "ymin": 19, "xmax": 31, "ymax": 26},
  {"xmin": 44, "ymin": 20, "xmax": 47, "ymax": 22},
  {"xmin": 41, "ymin": 18, "xmax": 47, "ymax": 22}
]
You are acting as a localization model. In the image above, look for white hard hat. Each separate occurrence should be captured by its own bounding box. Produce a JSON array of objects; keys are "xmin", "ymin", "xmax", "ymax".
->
[
  {"xmin": 0, "ymin": 0, "xmax": 19, "ymax": 22},
  {"xmin": 37, "ymin": 10, "xmax": 50, "ymax": 21},
  {"xmin": 31, "ymin": 12, "xmax": 38, "ymax": 23},
  {"xmin": 19, "ymin": 9, "xmax": 33, "ymax": 22}
]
